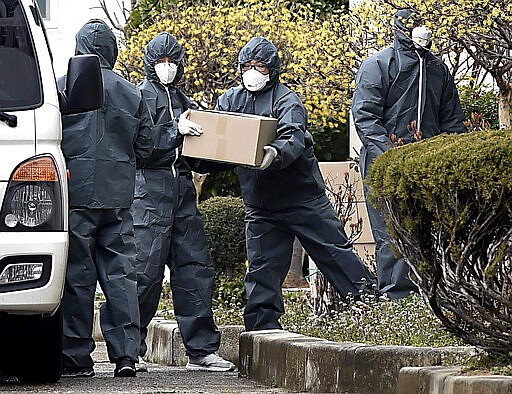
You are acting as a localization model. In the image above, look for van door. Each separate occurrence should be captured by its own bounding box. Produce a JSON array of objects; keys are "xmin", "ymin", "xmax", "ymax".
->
[{"xmin": 0, "ymin": 0, "xmax": 41, "ymax": 180}]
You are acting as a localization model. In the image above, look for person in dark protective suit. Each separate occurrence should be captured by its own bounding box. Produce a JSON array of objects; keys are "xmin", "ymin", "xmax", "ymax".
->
[
  {"xmin": 208, "ymin": 36, "xmax": 377, "ymax": 331},
  {"xmin": 351, "ymin": 9, "xmax": 466, "ymax": 299},
  {"xmin": 132, "ymin": 32, "xmax": 235, "ymax": 372},
  {"xmin": 58, "ymin": 19, "xmax": 155, "ymax": 378}
]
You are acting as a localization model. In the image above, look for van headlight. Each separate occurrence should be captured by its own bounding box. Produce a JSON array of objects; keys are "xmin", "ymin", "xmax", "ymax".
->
[
  {"xmin": 1, "ymin": 156, "xmax": 64, "ymax": 231},
  {"xmin": 10, "ymin": 184, "xmax": 53, "ymax": 227}
]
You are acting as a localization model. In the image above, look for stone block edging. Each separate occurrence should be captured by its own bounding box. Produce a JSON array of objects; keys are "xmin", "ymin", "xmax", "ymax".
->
[
  {"xmin": 239, "ymin": 330, "xmax": 512, "ymax": 394},
  {"xmin": 94, "ymin": 313, "xmax": 512, "ymax": 393}
]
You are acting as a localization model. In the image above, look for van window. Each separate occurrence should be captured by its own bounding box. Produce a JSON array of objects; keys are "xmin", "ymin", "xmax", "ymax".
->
[{"xmin": 0, "ymin": 1, "xmax": 42, "ymax": 111}]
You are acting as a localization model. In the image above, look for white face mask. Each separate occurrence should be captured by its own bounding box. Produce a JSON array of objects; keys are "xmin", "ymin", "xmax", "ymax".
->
[
  {"xmin": 242, "ymin": 69, "xmax": 270, "ymax": 92},
  {"xmin": 154, "ymin": 62, "xmax": 178, "ymax": 85},
  {"xmin": 411, "ymin": 26, "xmax": 432, "ymax": 49}
]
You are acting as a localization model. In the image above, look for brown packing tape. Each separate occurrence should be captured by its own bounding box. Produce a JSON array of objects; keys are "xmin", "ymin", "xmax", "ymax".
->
[
  {"xmin": 215, "ymin": 115, "xmax": 228, "ymax": 135},
  {"xmin": 211, "ymin": 116, "xmax": 228, "ymax": 160},
  {"xmin": 215, "ymin": 138, "xmax": 228, "ymax": 159}
]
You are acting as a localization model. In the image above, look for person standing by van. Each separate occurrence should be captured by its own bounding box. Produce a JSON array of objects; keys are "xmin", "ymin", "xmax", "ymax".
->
[
  {"xmin": 132, "ymin": 32, "xmax": 234, "ymax": 372},
  {"xmin": 58, "ymin": 19, "xmax": 155, "ymax": 378}
]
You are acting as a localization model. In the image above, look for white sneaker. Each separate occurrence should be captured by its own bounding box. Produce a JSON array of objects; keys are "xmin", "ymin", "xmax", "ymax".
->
[
  {"xmin": 135, "ymin": 356, "xmax": 148, "ymax": 373},
  {"xmin": 186, "ymin": 353, "xmax": 236, "ymax": 372}
]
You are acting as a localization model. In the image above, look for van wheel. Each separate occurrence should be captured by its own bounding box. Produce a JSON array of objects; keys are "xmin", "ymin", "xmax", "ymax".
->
[{"xmin": 0, "ymin": 307, "xmax": 63, "ymax": 383}]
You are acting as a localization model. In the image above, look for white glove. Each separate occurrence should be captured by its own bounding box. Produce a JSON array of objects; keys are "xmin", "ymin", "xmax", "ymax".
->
[
  {"xmin": 178, "ymin": 109, "xmax": 203, "ymax": 136},
  {"xmin": 258, "ymin": 145, "xmax": 277, "ymax": 170}
]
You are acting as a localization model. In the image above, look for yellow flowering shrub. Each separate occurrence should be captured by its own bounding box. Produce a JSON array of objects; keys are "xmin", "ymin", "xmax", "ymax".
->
[
  {"xmin": 118, "ymin": 0, "xmax": 355, "ymax": 129},
  {"xmin": 350, "ymin": 0, "xmax": 512, "ymax": 56}
]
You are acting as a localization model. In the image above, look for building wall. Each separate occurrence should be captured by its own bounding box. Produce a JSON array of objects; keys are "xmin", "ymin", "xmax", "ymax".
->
[{"xmin": 39, "ymin": 0, "xmax": 129, "ymax": 77}]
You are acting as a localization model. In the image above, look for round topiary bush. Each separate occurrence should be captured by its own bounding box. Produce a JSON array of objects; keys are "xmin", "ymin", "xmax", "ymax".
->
[
  {"xmin": 199, "ymin": 196, "xmax": 247, "ymax": 307},
  {"xmin": 199, "ymin": 196, "xmax": 246, "ymax": 277},
  {"xmin": 368, "ymin": 129, "xmax": 512, "ymax": 353}
]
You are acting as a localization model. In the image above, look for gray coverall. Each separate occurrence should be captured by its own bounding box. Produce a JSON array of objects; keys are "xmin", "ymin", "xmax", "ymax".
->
[
  {"xmin": 132, "ymin": 32, "xmax": 220, "ymax": 358},
  {"xmin": 215, "ymin": 37, "xmax": 376, "ymax": 331},
  {"xmin": 59, "ymin": 20, "xmax": 154, "ymax": 369},
  {"xmin": 351, "ymin": 9, "xmax": 466, "ymax": 299}
]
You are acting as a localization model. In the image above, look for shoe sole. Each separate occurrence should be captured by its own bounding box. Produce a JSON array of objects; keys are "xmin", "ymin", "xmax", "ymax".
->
[
  {"xmin": 62, "ymin": 374, "xmax": 95, "ymax": 378},
  {"xmin": 185, "ymin": 364, "xmax": 235, "ymax": 372},
  {"xmin": 114, "ymin": 366, "xmax": 136, "ymax": 377},
  {"xmin": 62, "ymin": 371, "xmax": 95, "ymax": 378}
]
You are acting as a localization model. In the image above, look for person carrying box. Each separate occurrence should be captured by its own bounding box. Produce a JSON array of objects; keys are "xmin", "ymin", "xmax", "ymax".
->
[{"xmin": 187, "ymin": 36, "xmax": 377, "ymax": 331}]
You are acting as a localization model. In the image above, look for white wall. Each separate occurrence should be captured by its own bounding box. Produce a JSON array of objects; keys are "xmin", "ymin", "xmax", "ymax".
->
[
  {"xmin": 43, "ymin": 0, "xmax": 129, "ymax": 77},
  {"xmin": 348, "ymin": 0, "xmax": 366, "ymax": 157}
]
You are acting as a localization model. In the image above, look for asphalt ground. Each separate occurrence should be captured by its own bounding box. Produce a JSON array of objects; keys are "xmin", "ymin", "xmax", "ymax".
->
[{"xmin": 0, "ymin": 342, "xmax": 289, "ymax": 393}]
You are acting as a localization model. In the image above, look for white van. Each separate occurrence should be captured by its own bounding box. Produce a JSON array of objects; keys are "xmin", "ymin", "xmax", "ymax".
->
[{"xmin": 0, "ymin": 0, "xmax": 102, "ymax": 382}]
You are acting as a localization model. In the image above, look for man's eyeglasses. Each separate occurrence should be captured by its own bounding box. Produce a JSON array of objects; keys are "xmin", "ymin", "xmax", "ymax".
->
[
  {"xmin": 155, "ymin": 57, "xmax": 178, "ymax": 65},
  {"xmin": 241, "ymin": 63, "xmax": 268, "ymax": 73}
]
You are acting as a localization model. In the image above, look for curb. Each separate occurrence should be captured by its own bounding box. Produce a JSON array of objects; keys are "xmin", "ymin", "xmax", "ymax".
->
[
  {"xmin": 399, "ymin": 366, "xmax": 512, "ymax": 394},
  {"xmin": 238, "ymin": 330, "xmax": 512, "ymax": 394},
  {"xmin": 144, "ymin": 319, "xmax": 244, "ymax": 367},
  {"xmin": 92, "ymin": 311, "xmax": 243, "ymax": 367},
  {"xmin": 93, "ymin": 312, "xmax": 512, "ymax": 393}
]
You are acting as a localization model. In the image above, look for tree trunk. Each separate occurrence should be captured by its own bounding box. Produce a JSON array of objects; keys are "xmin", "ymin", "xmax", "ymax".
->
[{"xmin": 498, "ymin": 86, "xmax": 511, "ymax": 129}]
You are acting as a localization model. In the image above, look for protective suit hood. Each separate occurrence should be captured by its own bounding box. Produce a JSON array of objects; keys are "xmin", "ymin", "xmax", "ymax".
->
[
  {"xmin": 393, "ymin": 9, "xmax": 425, "ymax": 51},
  {"xmin": 238, "ymin": 37, "xmax": 280, "ymax": 93},
  {"xmin": 144, "ymin": 32, "xmax": 185, "ymax": 85},
  {"xmin": 75, "ymin": 19, "xmax": 118, "ymax": 69}
]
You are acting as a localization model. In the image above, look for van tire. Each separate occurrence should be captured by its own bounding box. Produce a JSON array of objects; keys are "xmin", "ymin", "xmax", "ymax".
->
[{"xmin": 0, "ymin": 307, "xmax": 63, "ymax": 383}]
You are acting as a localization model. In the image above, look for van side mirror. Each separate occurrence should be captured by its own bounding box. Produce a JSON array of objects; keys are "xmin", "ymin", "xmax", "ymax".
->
[{"xmin": 59, "ymin": 55, "xmax": 103, "ymax": 115}]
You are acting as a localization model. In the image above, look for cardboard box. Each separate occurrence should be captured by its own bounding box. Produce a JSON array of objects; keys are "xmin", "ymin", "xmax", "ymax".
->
[
  {"xmin": 319, "ymin": 161, "xmax": 365, "ymax": 202},
  {"xmin": 182, "ymin": 110, "xmax": 277, "ymax": 166}
]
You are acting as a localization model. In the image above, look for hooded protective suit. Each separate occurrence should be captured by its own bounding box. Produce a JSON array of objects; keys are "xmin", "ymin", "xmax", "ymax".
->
[
  {"xmin": 216, "ymin": 37, "xmax": 376, "ymax": 331},
  {"xmin": 59, "ymin": 19, "xmax": 154, "ymax": 371},
  {"xmin": 352, "ymin": 9, "xmax": 465, "ymax": 298},
  {"xmin": 132, "ymin": 32, "xmax": 220, "ymax": 359}
]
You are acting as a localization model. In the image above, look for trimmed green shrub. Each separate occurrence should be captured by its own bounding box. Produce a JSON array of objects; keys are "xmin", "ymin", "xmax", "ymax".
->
[
  {"xmin": 199, "ymin": 196, "xmax": 246, "ymax": 276},
  {"xmin": 199, "ymin": 196, "xmax": 247, "ymax": 306},
  {"xmin": 368, "ymin": 129, "xmax": 512, "ymax": 353},
  {"xmin": 199, "ymin": 169, "xmax": 241, "ymax": 201}
]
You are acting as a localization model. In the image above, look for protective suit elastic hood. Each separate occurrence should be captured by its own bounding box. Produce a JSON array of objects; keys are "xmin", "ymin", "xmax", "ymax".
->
[
  {"xmin": 144, "ymin": 32, "xmax": 185, "ymax": 85},
  {"xmin": 393, "ymin": 9, "xmax": 424, "ymax": 50},
  {"xmin": 75, "ymin": 19, "xmax": 118, "ymax": 69},
  {"xmin": 238, "ymin": 37, "xmax": 280, "ymax": 92}
]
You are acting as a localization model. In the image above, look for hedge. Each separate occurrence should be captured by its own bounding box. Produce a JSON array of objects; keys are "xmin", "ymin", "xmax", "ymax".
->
[
  {"xmin": 368, "ymin": 129, "xmax": 512, "ymax": 353},
  {"xmin": 198, "ymin": 196, "xmax": 246, "ymax": 277}
]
